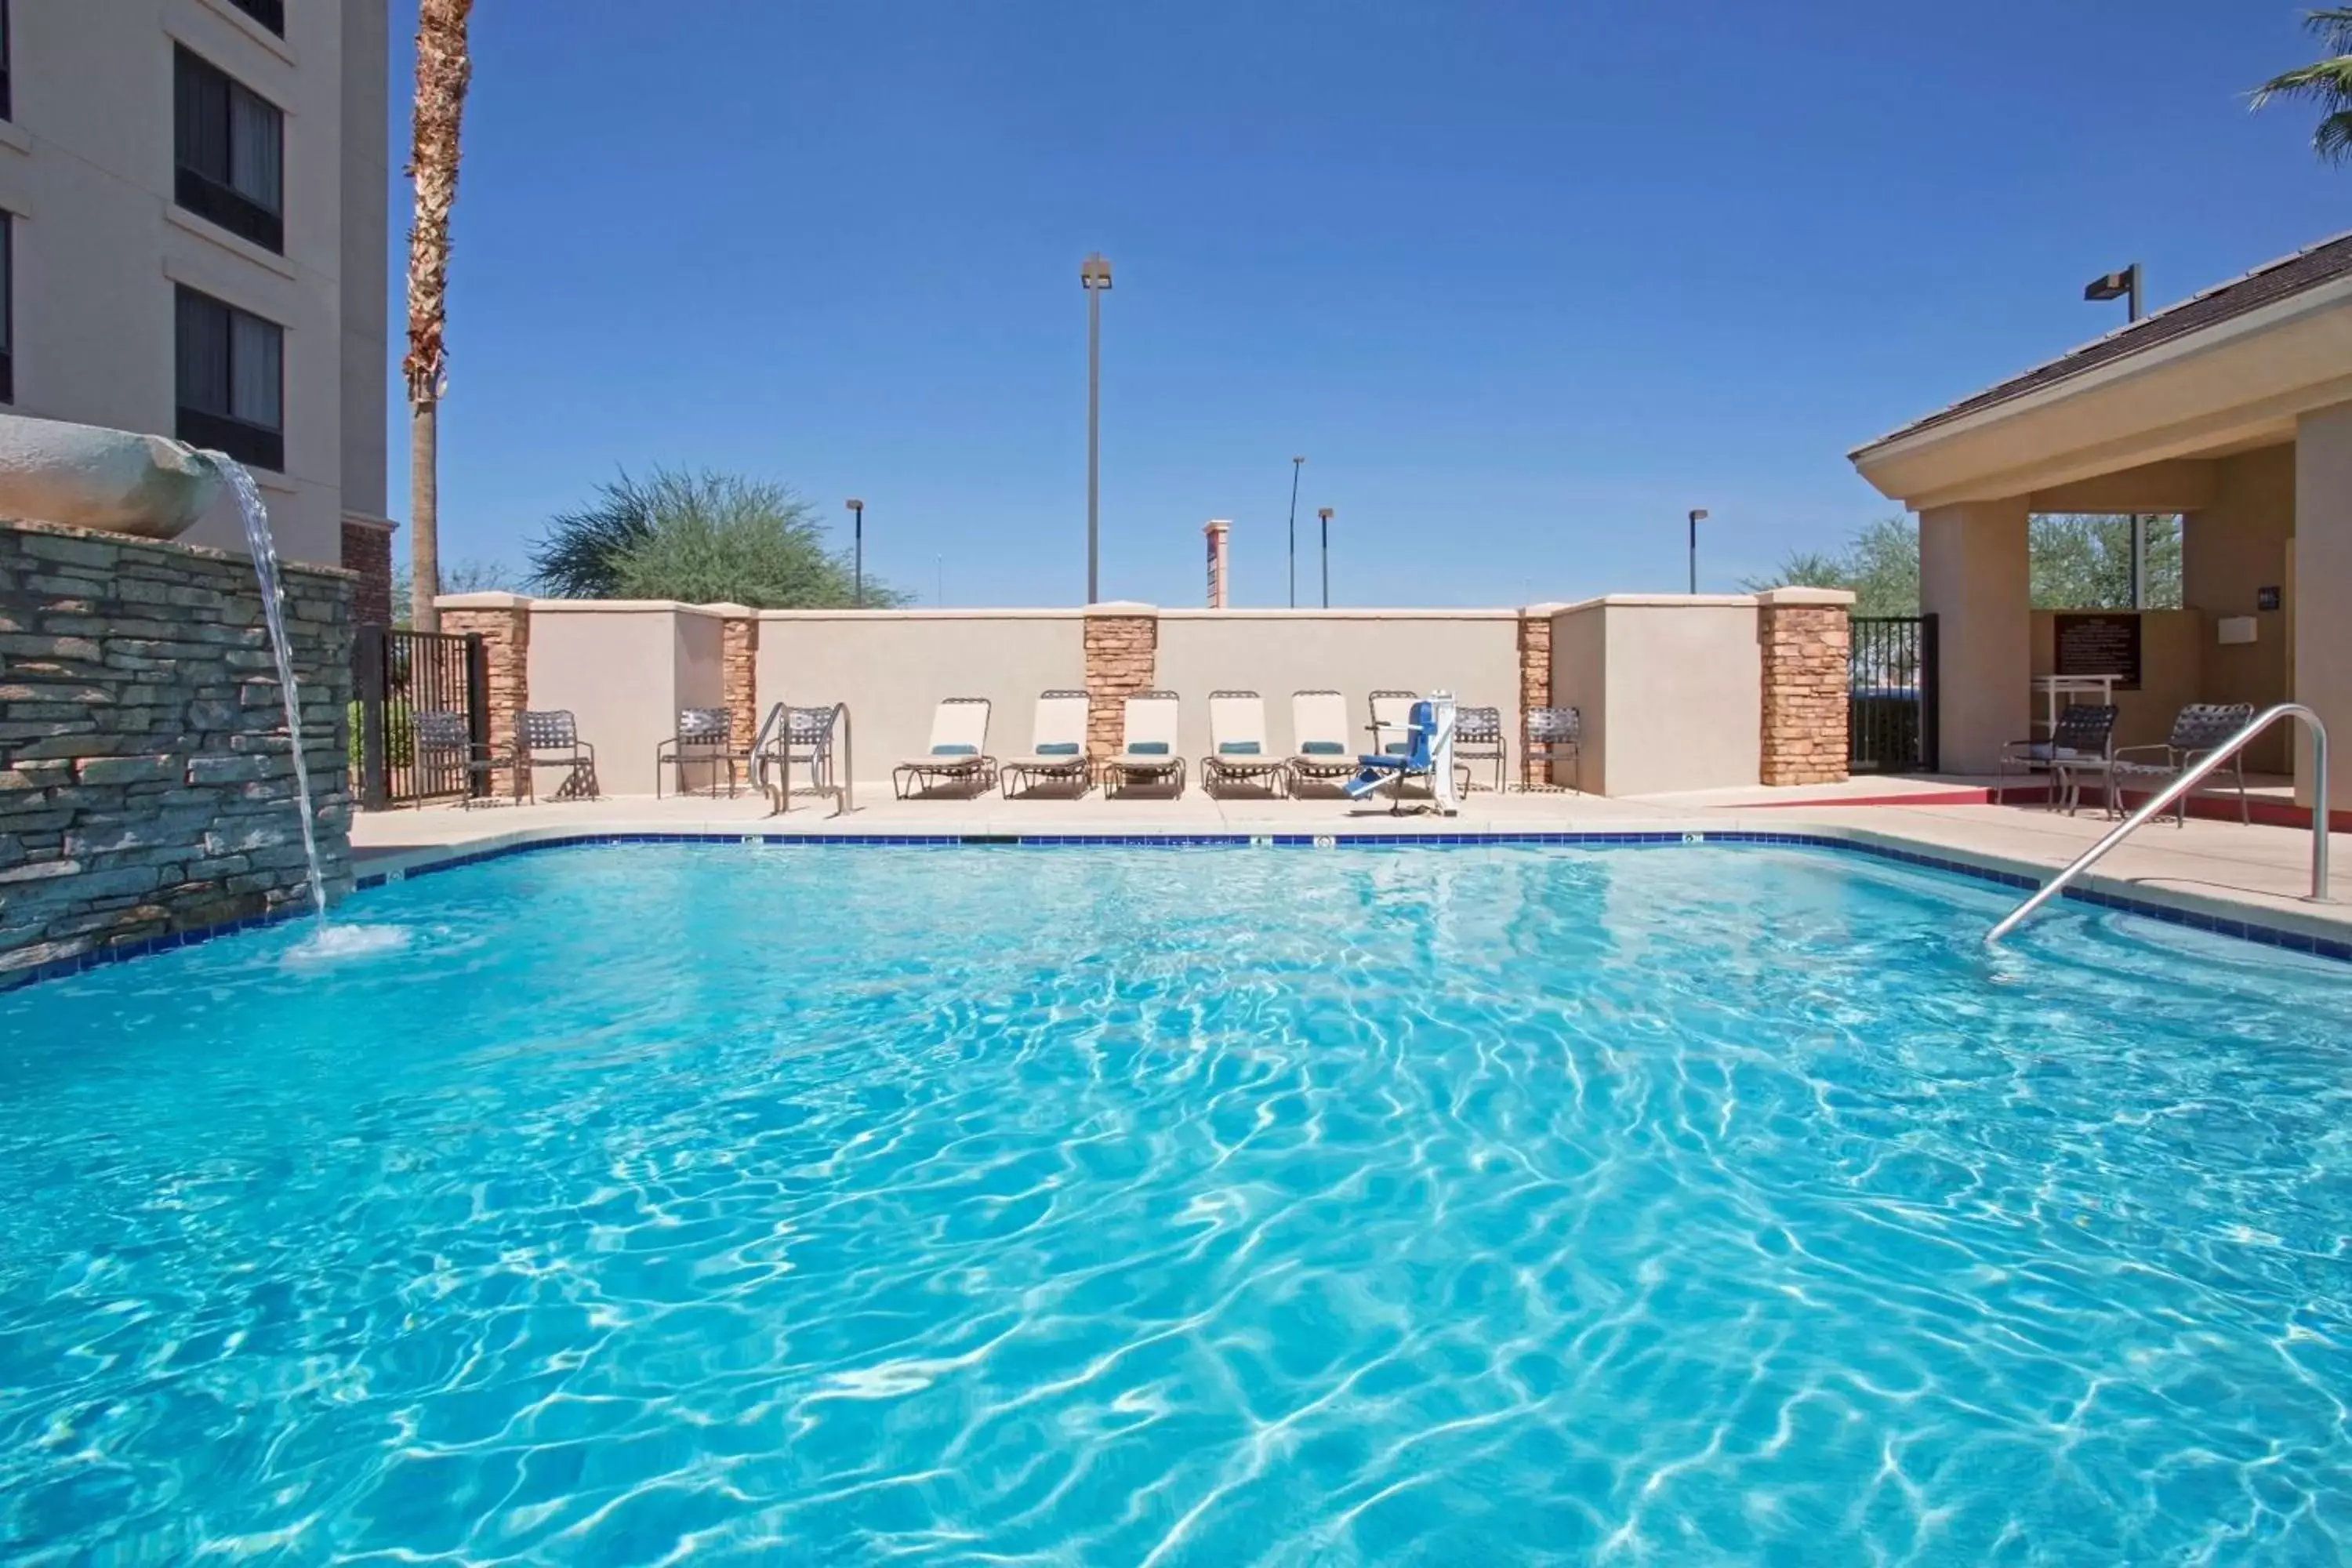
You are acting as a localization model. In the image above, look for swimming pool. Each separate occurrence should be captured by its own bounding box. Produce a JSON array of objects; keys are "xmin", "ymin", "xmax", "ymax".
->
[{"xmin": 2, "ymin": 841, "xmax": 2348, "ymax": 1564}]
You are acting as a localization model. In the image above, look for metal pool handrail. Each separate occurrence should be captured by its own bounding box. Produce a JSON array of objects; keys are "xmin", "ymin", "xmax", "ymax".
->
[
  {"xmin": 753, "ymin": 699, "xmax": 855, "ymax": 818},
  {"xmin": 1987, "ymin": 702, "xmax": 2331, "ymax": 944}
]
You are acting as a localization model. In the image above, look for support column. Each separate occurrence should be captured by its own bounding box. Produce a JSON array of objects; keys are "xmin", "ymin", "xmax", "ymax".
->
[
  {"xmin": 1517, "ymin": 606, "xmax": 1558, "ymax": 786},
  {"xmin": 438, "ymin": 592, "xmax": 530, "ymax": 799},
  {"xmin": 1203, "ymin": 521, "xmax": 1230, "ymax": 608},
  {"xmin": 1082, "ymin": 602, "xmax": 1157, "ymax": 759},
  {"xmin": 1756, "ymin": 587, "xmax": 1853, "ymax": 786},
  {"xmin": 717, "ymin": 605, "xmax": 759, "ymax": 753},
  {"xmin": 2296, "ymin": 403, "xmax": 2352, "ymax": 811},
  {"xmin": 1919, "ymin": 498, "xmax": 2029, "ymax": 775}
]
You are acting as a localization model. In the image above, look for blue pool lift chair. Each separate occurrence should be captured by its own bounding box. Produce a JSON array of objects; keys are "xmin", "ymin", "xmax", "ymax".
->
[{"xmin": 1343, "ymin": 695, "xmax": 1461, "ymax": 815}]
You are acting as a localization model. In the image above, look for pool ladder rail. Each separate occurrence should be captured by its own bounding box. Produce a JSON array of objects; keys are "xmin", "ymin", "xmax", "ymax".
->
[
  {"xmin": 750, "ymin": 700, "xmax": 855, "ymax": 818},
  {"xmin": 1987, "ymin": 702, "xmax": 2331, "ymax": 943}
]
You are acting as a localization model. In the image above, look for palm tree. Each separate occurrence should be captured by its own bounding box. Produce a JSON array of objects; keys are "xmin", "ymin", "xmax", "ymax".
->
[
  {"xmin": 2253, "ymin": 7, "xmax": 2352, "ymax": 164},
  {"xmin": 403, "ymin": 0, "xmax": 475, "ymax": 632}
]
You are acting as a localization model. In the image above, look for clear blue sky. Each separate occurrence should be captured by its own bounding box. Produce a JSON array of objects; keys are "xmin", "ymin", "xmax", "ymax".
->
[{"xmin": 390, "ymin": 1, "xmax": 2346, "ymax": 608}]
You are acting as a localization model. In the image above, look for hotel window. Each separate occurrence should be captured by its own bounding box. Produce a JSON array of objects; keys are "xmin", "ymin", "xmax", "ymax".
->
[
  {"xmin": 0, "ymin": 215, "xmax": 12, "ymax": 404},
  {"xmin": 227, "ymin": 0, "xmax": 286, "ymax": 37},
  {"xmin": 176, "ymin": 286, "xmax": 283, "ymax": 471},
  {"xmin": 174, "ymin": 46, "xmax": 284, "ymax": 252}
]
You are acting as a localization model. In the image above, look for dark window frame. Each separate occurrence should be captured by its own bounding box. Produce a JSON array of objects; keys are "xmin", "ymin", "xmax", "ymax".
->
[
  {"xmin": 225, "ymin": 0, "xmax": 286, "ymax": 38},
  {"xmin": 2, "ymin": 0, "xmax": 13, "ymax": 122},
  {"xmin": 0, "ymin": 213, "xmax": 13, "ymax": 405},
  {"xmin": 173, "ymin": 46, "xmax": 285, "ymax": 254},
  {"xmin": 175, "ymin": 285, "xmax": 284, "ymax": 472}
]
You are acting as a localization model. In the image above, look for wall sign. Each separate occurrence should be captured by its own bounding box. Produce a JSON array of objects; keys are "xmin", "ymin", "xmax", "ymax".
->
[
  {"xmin": 2258, "ymin": 586, "xmax": 2282, "ymax": 612},
  {"xmin": 2053, "ymin": 612, "xmax": 2143, "ymax": 691}
]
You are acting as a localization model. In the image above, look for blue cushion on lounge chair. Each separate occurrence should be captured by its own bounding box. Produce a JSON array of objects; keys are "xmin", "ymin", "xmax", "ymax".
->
[
  {"xmin": 1036, "ymin": 742, "xmax": 1080, "ymax": 756},
  {"xmin": 931, "ymin": 744, "xmax": 978, "ymax": 756},
  {"xmin": 1219, "ymin": 741, "xmax": 1261, "ymax": 755},
  {"xmin": 1301, "ymin": 741, "xmax": 1345, "ymax": 755},
  {"xmin": 1126, "ymin": 742, "xmax": 1171, "ymax": 756}
]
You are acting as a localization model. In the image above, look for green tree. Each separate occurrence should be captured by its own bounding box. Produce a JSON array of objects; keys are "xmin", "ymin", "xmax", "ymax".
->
[
  {"xmin": 2253, "ymin": 7, "xmax": 2352, "ymax": 163},
  {"xmin": 1748, "ymin": 514, "xmax": 2181, "ymax": 614},
  {"xmin": 529, "ymin": 467, "xmax": 902, "ymax": 608}
]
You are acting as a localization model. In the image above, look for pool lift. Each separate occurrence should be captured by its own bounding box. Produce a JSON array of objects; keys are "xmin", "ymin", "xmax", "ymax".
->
[{"xmin": 1343, "ymin": 692, "xmax": 1462, "ymax": 816}]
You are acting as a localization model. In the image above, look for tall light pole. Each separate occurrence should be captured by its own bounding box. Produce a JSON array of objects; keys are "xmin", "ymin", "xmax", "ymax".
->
[
  {"xmin": 1287, "ymin": 456, "xmax": 1305, "ymax": 607},
  {"xmin": 846, "ymin": 498, "xmax": 866, "ymax": 608},
  {"xmin": 1687, "ymin": 508, "xmax": 1709, "ymax": 594},
  {"xmin": 1317, "ymin": 507, "xmax": 1334, "ymax": 608},
  {"xmin": 1080, "ymin": 252, "xmax": 1112, "ymax": 603},
  {"xmin": 2084, "ymin": 263, "xmax": 2146, "ymax": 608}
]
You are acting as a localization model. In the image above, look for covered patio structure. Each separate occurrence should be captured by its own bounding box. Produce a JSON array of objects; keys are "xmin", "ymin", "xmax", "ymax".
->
[{"xmin": 1851, "ymin": 232, "xmax": 2352, "ymax": 815}]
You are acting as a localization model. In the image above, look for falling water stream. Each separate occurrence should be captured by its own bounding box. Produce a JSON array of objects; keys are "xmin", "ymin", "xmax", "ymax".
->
[{"xmin": 209, "ymin": 455, "xmax": 327, "ymax": 916}]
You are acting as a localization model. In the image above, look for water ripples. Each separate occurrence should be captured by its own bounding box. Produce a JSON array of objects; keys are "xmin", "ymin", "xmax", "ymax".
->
[{"xmin": 1, "ymin": 844, "xmax": 2350, "ymax": 1564}]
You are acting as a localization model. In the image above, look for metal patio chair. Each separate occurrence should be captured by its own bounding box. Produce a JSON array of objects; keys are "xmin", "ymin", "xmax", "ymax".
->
[
  {"xmin": 656, "ymin": 706, "xmax": 749, "ymax": 798},
  {"xmin": 1997, "ymin": 703, "xmax": 2117, "ymax": 814},
  {"xmin": 2109, "ymin": 702, "xmax": 2256, "ymax": 826},
  {"xmin": 753, "ymin": 702, "xmax": 840, "ymax": 800},
  {"xmin": 1453, "ymin": 705, "xmax": 1506, "ymax": 793},
  {"xmin": 1523, "ymin": 706, "xmax": 1583, "ymax": 792},
  {"xmin": 414, "ymin": 709, "xmax": 501, "ymax": 808},
  {"xmin": 517, "ymin": 709, "xmax": 599, "ymax": 803}
]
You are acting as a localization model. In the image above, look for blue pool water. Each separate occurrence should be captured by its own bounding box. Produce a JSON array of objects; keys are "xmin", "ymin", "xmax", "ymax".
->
[{"xmin": 3, "ymin": 843, "xmax": 2350, "ymax": 1565}]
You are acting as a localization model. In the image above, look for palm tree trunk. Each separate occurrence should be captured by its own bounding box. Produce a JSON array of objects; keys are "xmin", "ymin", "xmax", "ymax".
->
[{"xmin": 405, "ymin": 0, "xmax": 474, "ymax": 633}]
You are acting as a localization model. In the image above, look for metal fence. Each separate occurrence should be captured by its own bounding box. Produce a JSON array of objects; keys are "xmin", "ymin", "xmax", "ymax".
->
[
  {"xmin": 352, "ymin": 626, "xmax": 487, "ymax": 808},
  {"xmin": 1848, "ymin": 615, "xmax": 1939, "ymax": 774}
]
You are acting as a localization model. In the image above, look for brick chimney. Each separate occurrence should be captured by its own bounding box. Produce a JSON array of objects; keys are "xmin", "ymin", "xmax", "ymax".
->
[{"xmin": 1203, "ymin": 519, "xmax": 1231, "ymax": 608}]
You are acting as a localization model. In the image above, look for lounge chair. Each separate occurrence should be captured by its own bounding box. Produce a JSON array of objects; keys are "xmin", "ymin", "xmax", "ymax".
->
[
  {"xmin": 2107, "ymin": 702, "xmax": 2256, "ymax": 825},
  {"xmin": 415, "ymin": 709, "xmax": 501, "ymax": 808},
  {"xmin": 1001, "ymin": 689, "xmax": 1094, "ymax": 798},
  {"xmin": 1201, "ymin": 690, "xmax": 1287, "ymax": 797},
  {"xmin": 1102, "ymin": 690, "xmax": 1186, "ymax": 796},
  {"xmin": 1995, "ymin": 703, "xmax": 2117, "ymax": 814},
  {"xmin": 1524, "ymin": 706, "xmax": 1582, "ymax": 792},
  {"xmin": 1368, "ymin": 689, "xmax": 1417, "ymax": 756},
  {"xmin": 656, "ymin": 706, "xmax": 749, "ymax": 798},
  {"xmin": 1287, "ymin": 689, "xmax": 1356, "ymax": 793},
  {"xmin": 517, "ymin": 709, "xmax": 598, "ymax": 802},
  {"xmin": 1453, "ymin": 705, "xmax": 1505, "ymax": 793},
  {"xmin": 893, "ymin": 696, "xmax": 996, "ymax": 799}
]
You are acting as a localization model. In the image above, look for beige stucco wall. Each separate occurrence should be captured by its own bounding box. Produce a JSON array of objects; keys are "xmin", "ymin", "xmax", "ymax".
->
[
  {"xmin": 1544, "ymin": 597, "xmax": 1765, "ymax": 796},
  {"xmin": 2028, "ymin": 610, "xmax": 2205, "ymax": 755},
  {"xmin": 755, "ymin": 612, "xmax": 1087, "ymax": 770},
  {"xmin": 2295, "ymin": 402, "xmax": 2352, "ymax": 809},
  {"xmin": 1152, "ymin": 611, "xmax": 1521, "ymax": 761},
  {"xmin": 2183, "ymin": 443, "xmax": 2295, "ymax": 771},
  {"xmin": 1547, "ymin": 601, "xmax": 1610, "ymax": 789},
  {"xmin": 1921, "ymin": 498, "xmax": 2031, "ymax": 773},
  {"xmin": 0, "ymin": 0, "xmax": 387, "ymax": 568},
  {"xmin": 527, "ymin": 604, "xmax": 733, "ymax": 797}
]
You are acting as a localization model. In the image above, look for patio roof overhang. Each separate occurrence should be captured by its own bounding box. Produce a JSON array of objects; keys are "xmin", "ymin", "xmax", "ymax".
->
[{"xmin": 1850, "ymin": 234, "xmax": 2352, "ymax": 512}]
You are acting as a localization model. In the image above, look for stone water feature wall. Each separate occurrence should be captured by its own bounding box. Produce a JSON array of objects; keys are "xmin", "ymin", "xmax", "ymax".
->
[{"xmin": 0, "ymin": 517, "xmax": 353, "ymax": 983}]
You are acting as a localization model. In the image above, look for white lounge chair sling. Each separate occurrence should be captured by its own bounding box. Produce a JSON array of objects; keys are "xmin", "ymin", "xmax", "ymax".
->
[
  {"xmin": 1103, "ymin": 691, "xmax": 1186, "ymax": 795},
  {"xmin": 1368, "ymin": 689, "xmax": 1418, "ymax": 756},
  {"xmin": 892, "ymin": 697, "xmax": 997, "ymax": 798},
  {"xmin": 1002, "ymin": 690, "xmax": 1095, "ymax": 798},
  {"xmin": 1201, "ymin": 690, "xmax": 1287, "ymax": 796},
  {"xmin": 1287, "ymin": 689, "xmax": 1356, "ymax": 789}
]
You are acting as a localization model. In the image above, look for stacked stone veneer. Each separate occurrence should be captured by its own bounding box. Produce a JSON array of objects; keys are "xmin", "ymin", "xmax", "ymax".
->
[
  {"xmin": 439, "ymin": 595, "xmax": 531, "ymax": 799},
  {"xmin": 1757, "ymin": 590, "xmax": 1852, "ymax": 786},
  {"xmin": 0, "ymin": 517, "xmax": 354, "ymax": 983},
  {"xmin": 720, "ymin": 608, "xmax": 759, "ymax": 752},
  {"xmin": 1082, "ymin": 604, "xmax": 1157, "ymax": 758},
  {"xmin": 1517, "ymin": 608, "xmax": 1556, "ymax": 786}
]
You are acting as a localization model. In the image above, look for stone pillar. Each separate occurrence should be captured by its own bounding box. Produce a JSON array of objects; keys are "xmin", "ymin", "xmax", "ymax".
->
[
  {"xmin": 437, "ymin": 592, "xmax": 530, "ymax": 799},
  {"xmin": 1082, "ymin": 602, "xmax": 1157, "ymax": 759},
  {"xmin": 1203, "ymin": 520, "xmax": 1230, "ymax": 608},
  {"xmin": 1517, "ymin": 605, "xmax": 1559, "ymax": 786},
  {"xmin": 1920, "ymin": 498, "xmax": 2029, "ymax": 774},
  {"xmin": 1756, "ymin": 587, "xmax": 1853, "ymax": 786},
  {"xmin": 717, "ymin": 605, "xmax": 759, "ymax": 751},
  {"xmin": 2296, "ymin": 402, "xmax": 2352, "ymax": 811},
  {"xmin": 339, "ymin": 516, "xmax": 396, "ymax": 628}
]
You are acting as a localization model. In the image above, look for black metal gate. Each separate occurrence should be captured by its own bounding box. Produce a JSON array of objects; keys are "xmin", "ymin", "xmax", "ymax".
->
[
  {"xmin": 1849, "ymin": 615, "xmax": 1939, "ymax": 774},
  {"xmin": 352, "ymin": 626, "xmax": 487, "ymax": 808}
]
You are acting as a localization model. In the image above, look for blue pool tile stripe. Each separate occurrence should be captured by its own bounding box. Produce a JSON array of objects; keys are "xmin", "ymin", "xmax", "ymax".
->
[{"xmin": 14, "ymin": 826, "xmax": 2349, "ymax": 990}]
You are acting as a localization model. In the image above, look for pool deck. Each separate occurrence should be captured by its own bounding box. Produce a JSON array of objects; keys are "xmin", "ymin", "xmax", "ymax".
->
[{"xmin": 349, "ymin": 780, "xmax": 2352, "ymax": 953}]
